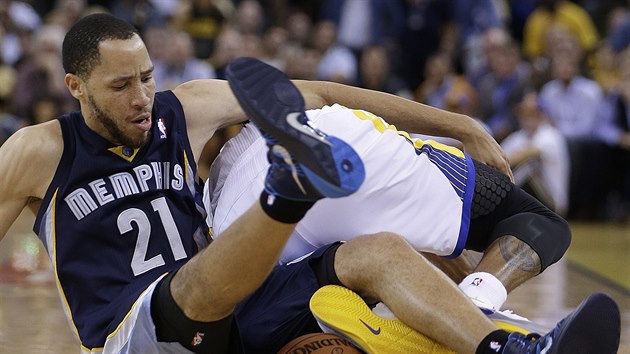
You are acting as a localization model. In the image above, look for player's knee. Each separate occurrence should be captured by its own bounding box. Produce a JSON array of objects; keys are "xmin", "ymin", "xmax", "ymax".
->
[
  {"xmin": 492, "ymin": 212, "xmax": 571, "ymax": 272},
  {"xmin": 335, "ymin": 233, "xmax": 409, "ymax": 290},
  {"xmin": 343, "ymin": 232, "xmax": 409, "ymax": 261}
]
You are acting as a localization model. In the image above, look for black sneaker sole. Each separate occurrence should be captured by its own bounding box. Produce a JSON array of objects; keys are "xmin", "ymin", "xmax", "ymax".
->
[
  {"xmin": 225, "ymin": 57, "xmax": 365, "ymax": 198},
  {"xmin": 552, "ymin": 292, "xmax": 620, "ymax": 354}
]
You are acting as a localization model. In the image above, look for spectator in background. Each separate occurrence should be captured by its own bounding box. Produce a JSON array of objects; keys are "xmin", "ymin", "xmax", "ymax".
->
[
  {"xmin": 538, "ymin": 33, "xmax": 603, "ymax": 141},
  {"xmin": 538, "ymin": 33, "xmax": 607, "ymax": 219},
  {"xmin": 591, "ymin": 41, "xmax": 620, "ymax": 94},
  {"xmin": 232, "ymin": 0, "xmax": 264, "ymax": 36},
  {"xmin": 0, "ymin": 0, "xmax": 42, "ymax": 66},
  {"xmin": 589, "ymin": 6, "xmax": 628, "ymax": 93},
  {"xmin": 143, "ymin": 24, "xmax": 169, "ymax": 63},
  {"xmin": 259, "ymin": 25, "xmax": 288, "ymax": 70},
  {"xmin": 285, "ymin": 10, "xmax": 312, "ymax": 47},
  {"xmin": 318, "ymin": 0, "xmax": 406, "ymax": 57},
  {"xmin": 109, "ymin": 0, "xmax": 164, "ymax": 33},
  {"xmin": 312, "ymin": 20, "xmax": 357, "ymax": 85},
  {"xmin": 281, "ymin": 42, "xmax": 320, "ymax": 81},
  {"xmin": 501, "ymin": 92, "xmax": 570, "ymax": 216},
  {"xmin": 415, "ymin": 50, "xmax": 478, "ymax": 119},
  {"xmin": 0, "ymin": 51, "xmax": 19, "ymax": 145},
  {"xmin": 11, "ymin": 24, "xmax": 76, "ymax": 120},
  {"xmin": 508, "ymin": 0, "xmax": 537, "ymax": 43},
  {"xmin": 44, "ymin": 0, "xmax": 86, "ymax": 32},
  {"xmin": 209, "ymin": 26, "xmax": 245, "ymax": 79},
  {"xmin": 471, "ymin": 27, "xmax": 531, "ymax": 142},
  {"xmin": 594, "ymin": 46, "xmax": 630, "ymax": 222},
  {"xmin": 522, "ymin": 0, "xmax": 599, "ymax": 60},
  {"xmin": 451, "ymin": 0, "xmax": 504, "ymax": 77},
  {"xmin": 358, "ymin": 44, "xmax": 412, "ymax": 99},
  {"xmin": 153, "ymin": 29, "xmax": 216, "ymax": 90},
  {"xmin": 173, "ymin": 0, "xmax": 232, "ymax": 59},
  {"xmin": 0, "ymin": 26, "xmax": 16, "ymax": 109},
  {"xmin": 397, "ymin": 0, "xmax": 454, "ymax": 91},
  {"xmin": 28, "ymin": 93, "xmax": 62, "ymax": 125}
]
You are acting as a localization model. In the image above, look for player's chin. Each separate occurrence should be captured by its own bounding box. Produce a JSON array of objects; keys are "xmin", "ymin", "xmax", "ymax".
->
[{"xmin": 127, "ymin": 131, "xmax": 151, "ymax": 149}]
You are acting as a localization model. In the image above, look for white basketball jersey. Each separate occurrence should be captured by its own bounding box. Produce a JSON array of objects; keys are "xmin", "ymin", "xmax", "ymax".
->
[{"xmin": 206, "ymin": 104, "xmax": 475, "ymax": 263}]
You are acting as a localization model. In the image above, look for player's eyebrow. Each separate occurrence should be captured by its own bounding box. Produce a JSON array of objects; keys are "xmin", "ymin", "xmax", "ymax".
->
[{"xmin": 111, "ymin": 66, "xmax": 154, "ymax": 82}]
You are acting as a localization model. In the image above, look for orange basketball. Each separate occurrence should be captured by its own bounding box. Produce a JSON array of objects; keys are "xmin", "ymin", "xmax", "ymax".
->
[{"xmin": 277, "ymin": 333, "xmax": 363, "ymax": 354}]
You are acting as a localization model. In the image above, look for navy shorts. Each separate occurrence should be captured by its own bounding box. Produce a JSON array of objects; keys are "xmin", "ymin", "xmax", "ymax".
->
[{"xmin": 234, "ymin": 242, "xmax": 342, "ymax": 353}]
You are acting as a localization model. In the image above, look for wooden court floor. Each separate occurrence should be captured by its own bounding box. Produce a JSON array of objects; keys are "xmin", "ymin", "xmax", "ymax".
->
[{"xmin": 0, "ymin": 212, "xmax": 628, "ymax": 353}]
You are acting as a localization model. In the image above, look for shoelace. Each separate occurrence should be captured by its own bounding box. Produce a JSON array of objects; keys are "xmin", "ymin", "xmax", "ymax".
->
[
  {"xmin": 508, "ymin": 333, "xmax": 543, "ymax": 353},
  {"xmin": 522, "ymin": 321, "xmax": 562, "ymax": 353}
]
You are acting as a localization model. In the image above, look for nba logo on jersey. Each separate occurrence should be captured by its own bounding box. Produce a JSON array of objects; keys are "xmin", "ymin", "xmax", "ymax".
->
[
  {"xmin": 489, "ymin": 341, "xmax": 502, "ymax": 352},
  {"xmin": 158, "ymin": 117, "xmax": 167, "ymax": 139},
  {"xmin": 471, "ymin": 278, "xmax": 483, "ymax": 286},
  {"xmin": 191, "ymin": 332, "xmax": 205, "ymax": 346}
]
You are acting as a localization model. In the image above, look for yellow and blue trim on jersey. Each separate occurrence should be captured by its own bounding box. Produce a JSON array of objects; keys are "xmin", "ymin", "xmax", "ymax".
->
[{"xmin": 351, "ymin": 109, "xmax": 475, "ymax": 258}]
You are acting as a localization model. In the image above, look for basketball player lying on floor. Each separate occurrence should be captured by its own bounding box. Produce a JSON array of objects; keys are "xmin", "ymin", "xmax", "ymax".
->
[
  {"xmin": 0, "ymin": 13, "xmax": 517, "ymax": 354},
  {"xmin": 209, "ymin": 58, "xmax": 571, "ymax": 322},
  {"xmin": 0, "ymin": 14, "xmax": 615, "ymax": 354},
  {"xmin": 221, "ymin": 57, "xmax": 621, "ymax": 354}
]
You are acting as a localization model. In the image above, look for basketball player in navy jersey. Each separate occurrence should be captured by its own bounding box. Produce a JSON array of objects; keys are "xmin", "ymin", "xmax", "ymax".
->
[
  {"xmin": 0, "ymin": 12, "xmax": 522, "ymax": 354},
  {"xmin": 0, "ymin": 13, "xmax": 620, "ymax": 354},
  {"xmin": 0, "ymin": 13, "xmax": 367, "ymax": 353}
]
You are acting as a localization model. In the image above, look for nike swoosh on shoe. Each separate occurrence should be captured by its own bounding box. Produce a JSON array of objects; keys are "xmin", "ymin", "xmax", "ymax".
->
[
  {"xmin": 359, "ymin": 319, "xmax": 381, "ymax": 335},
  {"xmin": 286, "ymin": 112, "xmax": 332, "ymax": 146}
]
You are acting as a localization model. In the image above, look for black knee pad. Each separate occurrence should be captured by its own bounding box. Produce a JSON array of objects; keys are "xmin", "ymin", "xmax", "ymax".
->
[
  {"xmin": 151, "ymin": 272, "xmax": 243, "ymax": 353},
  {"xmin": 471, "ymin": 160, "xmax": 513, "ymax": 219},
  {"xmin": 490, "ymin": 212, "xmax": 571, "ymax": 272}
]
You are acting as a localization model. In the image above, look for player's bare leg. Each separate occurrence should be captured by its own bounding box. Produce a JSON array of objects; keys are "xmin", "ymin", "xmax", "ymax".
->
[
  {"xmin": 313, "ymin": 232, "xmax": 621, "ymax": 354},
  {"xmin": 334, "ymin": 233, "xmax": 497, "ymax": 353},
  {"xmin": 471, "ymin": 235, "xmax": 540, "ymax": 293},
  {"xmin": 169, "ymin": 57, "xmax": 365, "ymax": 322},
  {"xmin": 424, "ymin": 236, "xmax": 539, "ymax": 294}
]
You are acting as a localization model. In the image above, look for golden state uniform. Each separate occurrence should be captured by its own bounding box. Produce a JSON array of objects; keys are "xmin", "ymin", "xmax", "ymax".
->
[
  {"xmin": 207, "ymin": 104, "xmax": 475, "ymax": 263},
  {"xmin": 34, "ymin": 91, "xmax": 208, "ymax": 353}
]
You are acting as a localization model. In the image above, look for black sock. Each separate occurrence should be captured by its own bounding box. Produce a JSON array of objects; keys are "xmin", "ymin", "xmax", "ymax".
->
[
  {"xmin": 259, "ymin": 190, "xmax": 315, "ymax": 223},
  {"xmin": 476, "ymin": 329, "xmax": 510, "ymax": 354}
]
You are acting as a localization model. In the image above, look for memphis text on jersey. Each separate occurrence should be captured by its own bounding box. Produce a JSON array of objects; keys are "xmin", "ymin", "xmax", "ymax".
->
[{"xmin": 64, "ymin": 161, "xmax": 185, "ymax": 220}]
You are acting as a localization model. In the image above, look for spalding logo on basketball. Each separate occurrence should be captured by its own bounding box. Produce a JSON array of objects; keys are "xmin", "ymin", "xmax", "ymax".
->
[{"xmin": 277, "ymin": 333, "xmax": 363, "ymax": 354}]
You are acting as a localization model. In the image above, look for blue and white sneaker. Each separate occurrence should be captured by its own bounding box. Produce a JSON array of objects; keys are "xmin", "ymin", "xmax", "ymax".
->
[
  {"xmin": 502, "ymin": 292, "xmax": 620, "ymax": 354},
  {"xmin": 225, "ymin": 57, "xmax": 365, "ymax": 202}
]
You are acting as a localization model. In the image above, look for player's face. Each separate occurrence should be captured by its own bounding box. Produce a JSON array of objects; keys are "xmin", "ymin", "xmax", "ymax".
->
[{"xmin": 83, "ymin": 34, "xmax": 156, "ymax": 148}]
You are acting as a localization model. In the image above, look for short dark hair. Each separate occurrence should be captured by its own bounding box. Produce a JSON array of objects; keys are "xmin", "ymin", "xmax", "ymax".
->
[{"xmin": 62, "ymin": 13, "xmax": 139, "ymax": 78}]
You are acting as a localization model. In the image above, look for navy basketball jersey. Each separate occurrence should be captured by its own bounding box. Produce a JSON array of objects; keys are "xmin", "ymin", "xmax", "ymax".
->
[{"xmin": 34, "ymin": 91, "xmax": 208, "ymax": 351}]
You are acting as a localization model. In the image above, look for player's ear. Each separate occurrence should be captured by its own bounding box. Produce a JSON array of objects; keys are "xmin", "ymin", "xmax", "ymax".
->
[{"xmin": 65, "ymin": 73, "xmax": 84, "ymax": 100}]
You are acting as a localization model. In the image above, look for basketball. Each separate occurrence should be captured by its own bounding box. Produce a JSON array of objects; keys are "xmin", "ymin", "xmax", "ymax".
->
[{"xmin": 277, "ymin": 333, "xmax": 363, "ymax": 354}]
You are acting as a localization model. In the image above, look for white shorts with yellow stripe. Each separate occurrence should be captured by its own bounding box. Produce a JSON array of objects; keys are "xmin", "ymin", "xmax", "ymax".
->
[{"xmin": 206, "ymin": 104, "xmax": 475, "ymax": 263}]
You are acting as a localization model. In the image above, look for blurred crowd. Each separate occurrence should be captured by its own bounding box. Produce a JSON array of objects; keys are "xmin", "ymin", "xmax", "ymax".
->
[{"xmin": 0, "ymin": 0, "xmax": 629, "ymax": 222}]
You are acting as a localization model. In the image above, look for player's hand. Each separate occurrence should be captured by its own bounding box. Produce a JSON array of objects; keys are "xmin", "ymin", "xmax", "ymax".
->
[{"xmin": 461, "ymin": 122, "xmax": 514, "ymax": 182}]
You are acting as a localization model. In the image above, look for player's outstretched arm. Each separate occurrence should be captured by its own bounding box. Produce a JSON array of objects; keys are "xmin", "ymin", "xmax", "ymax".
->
[
  {"xmin": 0, "ymin": 122, "xmax": 62, "ymax": 241},
  {"xmin": 294, "ymin": 80, "xmax": 514, "ymax": 181},
  {"xmin": 173, "ymin": 75, "xmax": 512, "ymax": 181}
]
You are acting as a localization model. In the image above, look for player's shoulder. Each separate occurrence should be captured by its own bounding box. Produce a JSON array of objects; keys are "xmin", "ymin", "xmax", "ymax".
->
[
  {"xmin": 0, "ymin": 120, "xmax": 62, "ymax": 199},
  {"xmin": 4, "ymin": 120, "xmax": 62, "ymax": 162},
  {"xmin": 171, "ymin": 79, "xmax": 231, "ymax": 107}
]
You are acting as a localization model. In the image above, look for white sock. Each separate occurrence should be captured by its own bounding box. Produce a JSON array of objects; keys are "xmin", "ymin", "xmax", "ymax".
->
[{"xmin": 458, "ymin": 272, "xmax": 507, "ymax": 312}]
